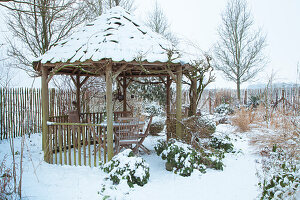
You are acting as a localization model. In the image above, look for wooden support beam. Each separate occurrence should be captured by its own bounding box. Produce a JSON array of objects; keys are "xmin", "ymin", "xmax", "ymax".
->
[
  {"xmin": 176, "ymin": 65, "xmax": 183, "ymax": 139},
  {"xmin": 112, "ymin": 64, "xmax": 127, "ymax": 79},
  {"xmin": 166, "ymin": 76, "xmax": 171, "ymax": 141},
  {"xmin": 123, "ymin": 75, "xmax": 127, "ymax": 112},
  {"xmin": 106, "ymin": 61, "xmax": 114, "ymax": 161},
  {"xmin": 76, "ymin": 75, "xmax": 81, "ymax": 116},
  {"xmin": 80, "ymin": 76, "xmax": 89, "ymax": 87},
  {"xmin": 41, "ymin": 65, "xmax": 50, "ymax": 163}
]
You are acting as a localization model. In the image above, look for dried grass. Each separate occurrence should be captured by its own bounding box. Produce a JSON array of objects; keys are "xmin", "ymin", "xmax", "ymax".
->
[
  {"xmin": 248, "ymin": 104, "xmax": 300, "ymax": 160},
  {"xmin": 231, "ymin": 108, "xmax": 253, "ymax": 132}
]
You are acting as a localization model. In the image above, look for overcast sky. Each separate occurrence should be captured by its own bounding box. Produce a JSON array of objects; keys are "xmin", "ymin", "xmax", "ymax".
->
[
  {"xmin": 0, "ymin": 0, "xmax": 299, "ymax": 88},
  {"xmin": 134, "ymin": 0, "xmax": 300, "ymax": 88}
]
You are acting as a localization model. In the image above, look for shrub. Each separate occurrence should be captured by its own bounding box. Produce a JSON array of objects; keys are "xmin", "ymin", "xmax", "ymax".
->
[
  {"xmin": 154, "ymin": 138, "xmax": 234, "ymax": 176},
  {"xmin": 101, "ymin": 149, "xmax": 150, "ymax": 188},
  {"xmin": 149, "ymin": 116, "xmax": 165, "ymax": 135},
  {"xmin": 208, "ymin": 135, "xmax": 234, "ymax": 153},
  {"xmin": 144, "ymin": 101, "xmax": 164, "ymax": 116},
  {"xmin": 168, "ymin": 115, "xmax": 216, "ymax": 142},
  {"xmin": 214, "ymin": 103, "xmax": 234, "ymax": 115},
  {"xmin": 183, "ymin": 115, "xmax": 216, "ymax": 138},
  {"xmin": 257, "ymin": 145, "xmax": 300, "ymax": 200}
]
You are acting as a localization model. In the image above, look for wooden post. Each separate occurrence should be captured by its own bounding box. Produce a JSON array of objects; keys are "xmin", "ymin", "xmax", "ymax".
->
[
  {"xmin": 122, "ymin": 75, "xmax": 127, "ymax": 113},
  {"xmin": 175, "ymin": 66, "xmax": 183, "ymax": 139},
  {"xmin": 209, "ymin": 91, "xmax": 212, "ymax": 114},
  {"xmin": 166, "ymin": 76, "xmax": 171, "ymax": 141},
  {"xmin": 106, "ymin": 62, "xmax": 114, "ymax": 161},
  {"xmin": 282, "ymin": 89, "xmax": 285, "ymax": 113},
  {"xmin": 76, "ymin": 75, "xmax": 81, "ymax": 116},
  {"xmin": 41, "ymin": 65, "xmax": 50, "ymax": 163},
  {"xmin": 244, "ymin": 90, "xmax": 247, "ymax": 105}
]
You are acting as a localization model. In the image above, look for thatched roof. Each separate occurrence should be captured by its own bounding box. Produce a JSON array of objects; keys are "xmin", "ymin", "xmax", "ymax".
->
[{"xmin": 33, "ymin": 7, "xmax": 188, "ymax": 76}]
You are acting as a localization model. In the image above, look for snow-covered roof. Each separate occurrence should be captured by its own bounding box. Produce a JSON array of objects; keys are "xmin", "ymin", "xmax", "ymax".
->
[{"xmin": 35, "ymin": 6, "xmax": 186, "ymax": 65}]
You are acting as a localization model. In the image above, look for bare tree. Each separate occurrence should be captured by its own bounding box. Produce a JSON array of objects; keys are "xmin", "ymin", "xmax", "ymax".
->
[
  {"xmin": 83, "ymin": 0, "xmax": 135, "ymax": 21},
  {"xmin": 83, "ymin": 0, "xmax": 104, "ymax": 21},
  {"xmin": 145, "ymin": 1, "xmax": 168, "ymax": 35},
  {"xmin": 145, "ymin": 1, "xmax": 178, "ymax": 46},
  {"xmin": 104, "ymin": 0, "xmax": 135, "ymax": 11},
  {"xmin": 2, "ymin": 0, "xmax": 87, "ymax": 76},
  {"xmin": 214, "ymin": 0, "xmax": 267, "ymax": 101},
  {"xmin": 183, "ymin": 54, "xmax": 215, "ymax": 116}
]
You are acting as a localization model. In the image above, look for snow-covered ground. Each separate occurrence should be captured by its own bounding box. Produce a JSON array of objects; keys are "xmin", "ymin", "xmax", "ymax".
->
[{"xmin": 0, "ymin": 124, "xmax": 293, "ymax": 200}]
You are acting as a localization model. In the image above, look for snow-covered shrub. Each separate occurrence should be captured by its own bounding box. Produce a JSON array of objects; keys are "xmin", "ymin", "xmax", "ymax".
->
[
  {"xmin": 214, "ymin": 103, "xmax": 234, "ymax": 115},
  {"xmin": 155, "ymin": 139, "xmax": 230, "ymax": 176},
  {"xmin": 101, "ymin": 149, "xmax": 150, "ymax": 188},
  {"xmin": 144, "ymin": 101, "xmax": 164, "ymax": 116},
  {"xmin": 208, "ymin": 135, "xmax": 234, "ymax": 153},
  {"xmin": 149, "ymin": 116, "xmax": 165, "ymax": 135},
  {"xmin": 183, "ymin": 115, "xmax": 216, "ymax": 139},
  {"xmin": 257, "ymin": 145, "xmax": 300, "ymax": 200}
]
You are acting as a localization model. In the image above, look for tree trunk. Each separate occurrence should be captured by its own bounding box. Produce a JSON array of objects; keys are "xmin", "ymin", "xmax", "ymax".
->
[
  {"xmin": 188, "ymin": 78, "xmax": 197, "ymax": 116},
  {"xmin": 237, "ymin": 79, "xmax": 241, "ymax": 102}
]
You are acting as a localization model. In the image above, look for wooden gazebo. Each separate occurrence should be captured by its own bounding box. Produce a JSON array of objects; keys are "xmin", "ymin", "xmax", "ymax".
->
[{"xmin": 33, "ymin": 6, "xmax": 188, "ymax": 165}]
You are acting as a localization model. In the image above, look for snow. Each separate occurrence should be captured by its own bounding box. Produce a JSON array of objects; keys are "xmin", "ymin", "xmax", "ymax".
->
[
  {"xmin": 0, "ymin": 123, "xmax": 268, "ymax": 200},
  {"xmin": 35, "ymin": 6, "xmax": 188, "ymax": 65}
]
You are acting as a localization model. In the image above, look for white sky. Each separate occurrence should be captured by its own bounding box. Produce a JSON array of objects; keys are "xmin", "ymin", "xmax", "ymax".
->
[
  {"xmin": 134, "ymin": 0, "xmax": 300, "ymax": 88},
  {"xmin": 0, "ymin": 0, "xmax": 299, "ymax": 88}
]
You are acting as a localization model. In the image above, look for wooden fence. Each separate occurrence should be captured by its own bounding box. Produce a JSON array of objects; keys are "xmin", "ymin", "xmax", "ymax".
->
[
  {"xmin": 182, "ymin": 87, "xmax": 300, "ymax": 114},
  {"xmin": 47, "ymin": 122, "xmax": 107, "ymax": 166},
  {"xmin": 0, "ymin": 88, "xmax": 42, "ymax": 140},
  {"xmin": 1, "ymin": 86, "xmax": 299, "ymax": 140},
  {"xmin": 0, "ymin": 88, "xmax": 100, "ymax": 140}
]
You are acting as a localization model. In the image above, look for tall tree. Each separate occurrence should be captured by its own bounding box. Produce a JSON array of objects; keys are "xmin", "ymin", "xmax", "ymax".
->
[
  {"xmin": 2, "ymin": 0, "xmax": 87, "ymax": 76},
  {"xmin": 183, "ymin": 54, "xmax": 215, "ymax": 116},
  {"xmin": 145, "ymin": 1, "xmax": 177, "ymax": 45},
  {"xmin": 214, "ymin": 0, "xmax": 267, "ymax": 101}
]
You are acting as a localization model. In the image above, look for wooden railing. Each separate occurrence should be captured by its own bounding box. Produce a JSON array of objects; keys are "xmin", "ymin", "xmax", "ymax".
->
[
  {"xmin": 49, "ymin": 111, "xmax": 135, "ymax": 124},
  {"xmin": 47, "ymin": 122, "xmax": 107, "ymax": 167},
  {"xmin": 49, "ymin": 112, "xmax": 106, "ymax": 124}
]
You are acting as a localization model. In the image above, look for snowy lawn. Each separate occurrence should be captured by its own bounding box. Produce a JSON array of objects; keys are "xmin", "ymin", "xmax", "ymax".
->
[{"xmin": 0, "ymin": 124, "xmax": 267, "ymax": 200}]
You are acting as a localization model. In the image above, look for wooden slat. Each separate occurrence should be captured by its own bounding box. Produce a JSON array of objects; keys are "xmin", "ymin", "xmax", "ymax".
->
[
  {"xmin": 49, "ymin": 126, "xmax": 53, "ymax": 164},
  {"xmin": 93, "ymin": 126, "xmax": 97, "ymax": 167},
  {"xmin": 54, "ymin": 125, "xmax": 58, "ymax": 164},
  {"xmin": 73, "ymin": 126, "xmax": 76, "ymax": 166},
  {"xmin": 88, "ymin": 126, "xmax": 91, "ymax": 167},
  {"xmin": 103, "ymin": 127, "xmax": 106, "ymax": 164},
  {"xmin": 59, "ymin": 125, "xmax": 63, "ymax": 165},
  {"xmin": 98, "ymin": 126, "xmax": 102, "ymax": 165},
  {"xmin": 83, "ymin": 126, "xmax": 86, "ymax": 166},
  {"xmin": 63, "ymin": 125, "xmax": 67, "ymax": 165},
  {"xmin": 68, "ymin": 126, "xmax": 71, "ymax": 165},
  {"xmin": 77, "ymin": 126, "xmax": 81, "ymax": 166}
]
